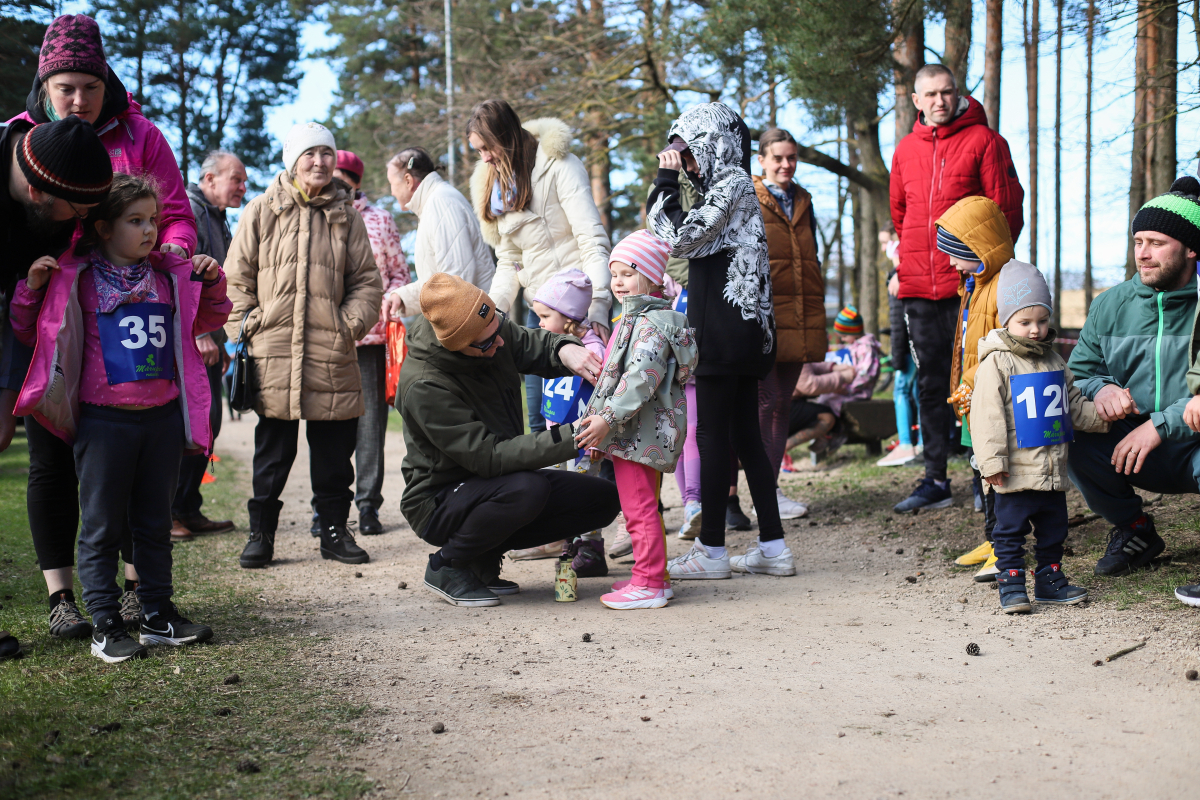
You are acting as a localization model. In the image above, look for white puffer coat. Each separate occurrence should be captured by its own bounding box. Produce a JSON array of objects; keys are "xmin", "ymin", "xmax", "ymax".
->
[
  {"xmin": 391, "ymin": 171, "xmax": 496, "ymax": 317},
  {"xmin": 470, "ymin": 118, "xmax": 612, "ymax": 327}
]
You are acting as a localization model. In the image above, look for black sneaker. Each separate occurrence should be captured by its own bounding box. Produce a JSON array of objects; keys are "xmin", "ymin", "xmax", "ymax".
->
[
  {"xmin": 92, "ymin": 616, "xmax": 148, "ymax": 663},
  {"xmin": 140, "ymin": 601, "xmax": 213, "ymax": 647},
  {"xmin": 1033, "ymin": 563, "xmax": 1088, "ymax": 605},
  {"xmin": 425, "ymin": 560, "xmax": 500, "ymax": 607},
  {"xmin": 1175, "ymin": 584, "xmax": 1200, "ymax": 607},
  {"xmin": 49, "ymin": 597, "xmax": 93, "ymax": 639},
  {"xmin": 726, "ymin": 497, "xmax": 752, "ymax": 531},
  {"xmin": 892, "ymin": 478, "xmax": 953, "ymax": 513},
  {"xmin": 1093, "ymin": 515, "xmax": 1165, "ymax": 576},
  {"xmin": 468, "ymin": 553, "xmax": 521, "ymax": 595},
  {"xmin": 358, "ymin": 506, "xmax": 384, "ymax": 535},
  {"xmin": 319, "ymin": 523, "xmax": 370, "ymax": 564},
  {"xmin": 239, "ymin": 530, "xmax": 275, "ymax": 569},
  {"xmin": 120, "ymin": 590, "xmax": 142, "ymax": 629},
  {"xmin": 310, "ymin": 511, "xmax": 321, "ymax": 538}
]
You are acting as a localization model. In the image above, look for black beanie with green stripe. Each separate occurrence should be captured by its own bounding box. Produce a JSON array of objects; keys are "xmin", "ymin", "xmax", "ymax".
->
[{"xmin": 1131, "ymin": 176, "xmax": 1200, "ymax": 254}]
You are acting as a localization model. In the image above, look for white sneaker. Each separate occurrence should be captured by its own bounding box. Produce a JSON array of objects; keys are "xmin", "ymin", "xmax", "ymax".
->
[
  {"xmin": 752, "ymin": 488, "xmax": 808, "ymax": 520},
  {"xmin": 667, "ymin": 542, "xmax": 731, "ymax": 580},
  {"xmin": 677, "ymin": 501, "xmax": 702, "ymax": 539},
  {"xmin": 730, "ymin": 544, "xmax": 796, "ymax": 576},
  {"xmin": 876, "ymin": 444, "xmax": 918, "ymax": 467},
  {"xmin": 607, "ymin": 518, "xmax": 633, "ymax": 558}
]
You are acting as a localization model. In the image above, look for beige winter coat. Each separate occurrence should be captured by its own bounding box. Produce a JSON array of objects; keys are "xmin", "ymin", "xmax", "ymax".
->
[
  {"xmin": 470, "ymin": 118, "xmax": 612, "ymax": 327},
  {"xmin": 224, "ymin": 171, "xmax": 383, "ymax": 421},
  {"xmin": 970, "ymin": 329, "xmax": 1108, "ymax": 493}
]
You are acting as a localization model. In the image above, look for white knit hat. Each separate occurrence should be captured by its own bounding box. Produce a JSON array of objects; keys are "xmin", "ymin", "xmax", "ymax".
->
[{"xmin": 282, "ymin": 121, "xmax": 336, "ymax": 174}]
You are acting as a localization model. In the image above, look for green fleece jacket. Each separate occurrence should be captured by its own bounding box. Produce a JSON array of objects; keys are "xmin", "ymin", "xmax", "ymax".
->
[
  {"xmin": 1067, "ymin": 272, "xmax": 1198, "ymax": 442},
  {"xmin": 396, "ymin": 314, "xmax": 582, "ymax": 541}
]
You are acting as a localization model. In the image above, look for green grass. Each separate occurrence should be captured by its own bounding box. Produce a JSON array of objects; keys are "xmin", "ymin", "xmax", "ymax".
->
[{"xmin": 0, "ymin": 428, "xmax": 373, "ymax": 799}]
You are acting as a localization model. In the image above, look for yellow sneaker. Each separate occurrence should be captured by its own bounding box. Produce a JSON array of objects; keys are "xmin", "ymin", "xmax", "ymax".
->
[
  {"xmin": 973, "ymin": 554, "xmax": 999, "ymax": 583},
  {"xmin": 955, "ymin": 540, "xmax": 994, "ymax": 566}
]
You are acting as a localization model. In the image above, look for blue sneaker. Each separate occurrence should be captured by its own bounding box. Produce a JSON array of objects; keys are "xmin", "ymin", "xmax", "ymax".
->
[
  {"xmin": 997, "ymin": 568, "xmax": 1032, "ymax": 614},
  {"xmin": 1033, "ymin": 563, "xmax": 1088, "ymax": 605},
  {"xmin": 892, "ymin": 478, "xmax": 953, "ymax": 513}
]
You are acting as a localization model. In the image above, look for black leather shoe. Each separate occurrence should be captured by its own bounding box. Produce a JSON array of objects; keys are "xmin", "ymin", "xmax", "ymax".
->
[
  {"xmin": 310, "ymin": 512, "xmax": 321, "ymax": 538},
  {"xmin": 358, "ymin": 506, "xmax": 384, "ymax": 535},
  {"xmin": 239, "ymin": 531, "xmax": 275, "ymax": 569},
  {"xmin": 319, "ymin": 523, "xmax": 370, "ymax": 564}
]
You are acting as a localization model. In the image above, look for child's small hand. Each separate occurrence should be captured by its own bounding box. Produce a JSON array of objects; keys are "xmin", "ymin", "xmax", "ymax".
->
[
  {"xmin": 1185, "ymin": 395, "xmax": 1200, "ymax": 433},
  {"xmin": 191, "ymin": 254, "xmax": 221, "ymax": 282},
  {"xmin": 25, "ymin": 256, "xmax": 58, "ymax": 291},
  {"xmin": 574, "ymin": 415, "xmax": 610, "ymax": 450},
  {"xmin": 983, "ymin": 471, "xmax": 1008, "ymax": 486}
]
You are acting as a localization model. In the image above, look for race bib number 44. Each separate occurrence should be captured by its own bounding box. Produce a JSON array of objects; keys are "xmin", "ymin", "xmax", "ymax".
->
[
  {"xmin": 1009, "ymin": 369, "xmax": 1073, "ymax": 448},
  {"xmin": 97, "ymin": 302, "xmax": 175, "ymax": 385}
]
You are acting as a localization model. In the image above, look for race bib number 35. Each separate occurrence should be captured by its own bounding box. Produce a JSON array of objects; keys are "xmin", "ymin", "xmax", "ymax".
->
[
  {"xmin": 1009, "ymin": 370, "xmax": 1073, "ymax": 448},
  {"xmin": 97, "ymin": 302, "xmax": 175, "ymax": 385}
]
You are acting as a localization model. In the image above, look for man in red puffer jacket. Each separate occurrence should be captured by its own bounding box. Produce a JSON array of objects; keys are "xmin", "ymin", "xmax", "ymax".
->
[{"xmin": 890, "ymin": 63, "xmax": 1024, "ymax": 513}]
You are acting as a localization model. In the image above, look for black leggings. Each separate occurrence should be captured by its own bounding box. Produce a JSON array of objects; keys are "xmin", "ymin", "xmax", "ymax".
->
[{"xmin": 695, "ymin": 375, "xmax": 783, "ymax": 547}]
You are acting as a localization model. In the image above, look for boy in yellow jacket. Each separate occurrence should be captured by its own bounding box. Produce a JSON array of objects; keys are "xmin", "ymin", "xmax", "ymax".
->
[{"xmin": 933, "ymin": 196, "xmax": 1014, "ymax": 580}]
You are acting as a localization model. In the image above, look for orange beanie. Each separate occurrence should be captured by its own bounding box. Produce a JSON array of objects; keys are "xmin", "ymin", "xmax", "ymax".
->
[{"xmin": 419, "ymin": 273, "xmax": 497, "ymax": 351}]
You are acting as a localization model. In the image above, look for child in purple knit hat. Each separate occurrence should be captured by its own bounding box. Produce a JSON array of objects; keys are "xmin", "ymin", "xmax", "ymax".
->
[{"xmin": 532, "ymin": 269, "xmax": 606, "ymax": 362}]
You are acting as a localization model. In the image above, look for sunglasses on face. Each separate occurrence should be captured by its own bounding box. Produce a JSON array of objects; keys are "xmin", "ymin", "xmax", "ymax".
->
[{"xmin": 465, "ymin": 309, "xmax": 506, "ymax": 352}]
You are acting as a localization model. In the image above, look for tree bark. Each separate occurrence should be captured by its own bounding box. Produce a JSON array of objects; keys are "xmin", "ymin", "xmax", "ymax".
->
[
  {"xmin": 1023, "ymin": 0, "xmax": 1039, "ymax": 269},
  {"xmin": 1085, "ymin": 0, "xmax": 1095, "ymax": 312},
  {"xmin": 1054, "ymin": 0, "xmax": 1063, "ymax": 325},
  {"xmin": 893, "ymin": 0, "xmax": 924, "ymax": 143},
  {"xmin": 984, "ymin": 0, "xmax": 1003, "ymax": 129},
  {"xmin": 848, "ymin": 113, "xmax": 890, "ymax": 335},
  {"xmin": 943, "ymin": 0, "xmax": 973, "ymax": 91}
]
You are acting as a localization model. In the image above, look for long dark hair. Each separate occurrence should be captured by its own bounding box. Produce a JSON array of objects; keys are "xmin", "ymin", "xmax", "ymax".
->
[
  {"xmin": 75, "ymin": 173, "xmax": 159, "ymax": 256},
  {"xmin": 467, "ymin": 99, "xmax": 538, "ymax": 221}
]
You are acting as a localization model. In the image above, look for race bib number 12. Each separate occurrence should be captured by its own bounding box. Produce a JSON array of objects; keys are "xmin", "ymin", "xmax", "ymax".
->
[
  {"xmin": 1009, "ymin": 369, "xmax": 1073, "ymax": 448},
  {"xmin": 97, "ymin": 302, "xmax": 175, "ymax": 385}
]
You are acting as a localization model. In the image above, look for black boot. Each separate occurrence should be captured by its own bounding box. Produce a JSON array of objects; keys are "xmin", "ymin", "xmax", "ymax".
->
[
  {"xmin": 358, "ymin": 506, "xmax": 384, "ymax": 535},
  {"xmin": 239, "ymin": 531, "xmax": 275, "ymax": 569},
  {"xmin": 996, "ymin": 568, "xmax": 1032, "ymax": 614},
  {"xmin": 319, "ymin": 523, "xmax": 370, "ymax": 565},
  {"xmin": 1033, "ymin": 563, "xmax": 1088, "ymax": 605}
]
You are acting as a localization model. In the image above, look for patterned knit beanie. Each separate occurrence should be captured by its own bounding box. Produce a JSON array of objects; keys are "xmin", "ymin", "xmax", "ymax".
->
[
  {"xmin": 996, "ymin": 260, "xmax": 1053, "ymax": 326},
  {"xmin": 38, "ymin": 15, "xmax": 108, "ymax": 81},
  {"xmin": 1131, "ymin": 177, "xmax": 1200, "ymax": 255},
  {"xmin": 610, "ymin": 230, "xmax": 671, "ymax": 286},
  {"xmin": 935, "ymin": 227, "xmax": 980, "ymax": 261},
  {"xmin": 834, "ymin": 306, "xmax": 863, "ymax": 335},
  {"xmin": 17, "ymin": 117, "xmax": 112, "ymax": 204}
]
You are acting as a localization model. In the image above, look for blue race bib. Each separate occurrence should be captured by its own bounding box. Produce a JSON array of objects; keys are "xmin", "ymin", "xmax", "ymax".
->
[
  {"xmin": 97, "ymin": 302, "xmax": 175, "ymax": 385},
  {"xmin": 825, "ymin": 347, "xmax": 853, "ymax": 366},
  {"xmin": 542, "ymin": 376, "xmax": 593, "ymax": 424},
  {"xmin": 674, "ymin": 288, "xmax": 688, "ymax": 316},
  {"xmin": 1009, "ymin": 370, "xmax": 1073, "ymax": 448}
]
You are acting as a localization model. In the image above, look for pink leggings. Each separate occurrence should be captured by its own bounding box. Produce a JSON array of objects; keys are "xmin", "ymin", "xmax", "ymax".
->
[
  {"xmin": 613, "ymin": 457, "xmax": 668, "ymax": 588},
  {"xmin": 673, "ymin": 382, "xmax": 700, "ymax": 504},
  {"xmin": 758, "ymin": 361, "xmax": 806, "ymax": 480}
]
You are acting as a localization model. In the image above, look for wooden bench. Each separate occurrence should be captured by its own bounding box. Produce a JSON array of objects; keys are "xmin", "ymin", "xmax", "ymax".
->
[{"xmin": 811, "ymin": 399, "xmax": 898, "ymax": 464}]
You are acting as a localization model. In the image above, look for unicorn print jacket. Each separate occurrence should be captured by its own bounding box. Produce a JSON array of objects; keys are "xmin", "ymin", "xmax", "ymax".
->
[{"xmin": 579, "ymin": 294, "xmax": 697, "ymax": 472}]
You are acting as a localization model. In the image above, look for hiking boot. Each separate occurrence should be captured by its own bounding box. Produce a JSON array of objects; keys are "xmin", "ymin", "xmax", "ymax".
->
[
  {"xmin": 319, "ymin": 523, "xmax": 370, "ymax": 565},
  {"xmin": 175, "ymin": 513, "xmax": 234, "ymax": 534},
  {"xmin": 892, "ymin": 478, "xmax": 953, "ymax": 513},
  {"xmin": 1033, "ymin": 563, "xmax": 1088, "ymax": 605},
  {"xmin": 730, "ymin": 543, "xmax": 796, "ymax": 576},
  {"xmin": 468, "ymin": 552, "xmax": 520, "ymax": 595},
  {"xmin": 239, "ymin": 530, "xmax": 275, "ymax": 569},
  {"xmin": 120, "ymin": 590, "xmax": 142, "ymax": 629},
  {"xmin": 91, "ymin": 616, "xmax": 148, "ymax": 663},
  {"xmin": 1094, "ymin": 515, "xmax": 1165, "ymax": 576},
  {"xmin": 140, "ymin": 601, "xmax": 213, "ymax": 647},
  {"xmin": 996, "ymin": 568, "xmax": 1032, "ymax": 614},
  {"xmin": 358, "ymin": 506, "xmax": 384, "ymax": 535},
  {"xmin": 668, "ymin": 542, "xmax": 732, "ymax": 580},
  {"xmin": 48, "ymin": 596, "xmax": 92, "ymax": 639},
  {"xmin": 678, "ymin": 501, "xmax": 702, "ymax": 539},
  {"xmin": 569, "ymin": 538, "xmax": 609, "ymax": 578},
  {"xmin": 726, "ymin": 497, "xmax": 752, "ymax": 531},
  {"xmin": 425, "ymin": 559, "xmax": 500, "ymax": 607},
  {"xmin": 955, "ymin": 540, "xmax": 994, "ymax": 566},
  {"xmin": 508, "ymin": 540, "xmax": 566, "ymax": 561},
  {"xmin": 1175, "ymin": 584, "xmax": 1200, "ymax": 607},
  {"xmin": 973, "ymin": 554, "xmax": 999, "ymax": 582}
]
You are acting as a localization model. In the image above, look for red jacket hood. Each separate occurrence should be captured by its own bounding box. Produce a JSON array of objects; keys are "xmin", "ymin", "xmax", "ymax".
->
[{"xmin": 910, "ymin": 96, "xmax": 989, "ymax": 142}]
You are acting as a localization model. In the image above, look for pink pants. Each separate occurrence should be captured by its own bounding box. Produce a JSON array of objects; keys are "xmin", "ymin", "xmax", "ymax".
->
[
  {"xmin": 613, "ymin": 456, "xmax": 669, "ymax": 589},
  {"xmin": 673, "ymin": 381, "xmax": 700, "ymax": 504}
]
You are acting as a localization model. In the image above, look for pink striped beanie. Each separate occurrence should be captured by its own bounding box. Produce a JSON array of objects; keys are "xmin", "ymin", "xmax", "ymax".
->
[{"xmin": 609, "ymin": 230, "xmax": 671, "ymax": 287}]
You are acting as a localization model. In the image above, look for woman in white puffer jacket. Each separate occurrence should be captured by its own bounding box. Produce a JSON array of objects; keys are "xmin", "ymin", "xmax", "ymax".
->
[{"xmin": 384, "ymin": 147, "xmax": 496, "ymax": 318}]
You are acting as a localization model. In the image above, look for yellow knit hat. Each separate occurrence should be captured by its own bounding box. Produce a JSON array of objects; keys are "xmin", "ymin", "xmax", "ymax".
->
[{"xmin": 419, "ymin": 273, "xmax": 497, "ymax": 351}]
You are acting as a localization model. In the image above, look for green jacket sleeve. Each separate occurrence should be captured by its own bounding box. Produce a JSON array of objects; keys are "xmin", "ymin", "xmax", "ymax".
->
[
  {"xmin": 600, "ymin": 321, "xmax": 669, "ymax": 427},
  {"xmin": 1151, "ymin": 397, "xmax": 1200, "ymax": 441},
  {"xmin": 1066, "ymin": 313, "xmax": 1116, "ymax": 400},
  {"xmin": 1065, "ymin": 365, "xmax": 1108, "ymax": 433},
  {"xmin": 404, "ymin": 380, "xmax": 578, "ymax": 477},
  {"xmin": 502, "ymin": 317, "xmax": 581, "ymax": 378}
]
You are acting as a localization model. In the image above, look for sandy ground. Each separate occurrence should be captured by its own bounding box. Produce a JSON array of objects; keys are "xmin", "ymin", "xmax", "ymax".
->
[{"xmin": 214, "ymin": 413, "xmax": 1199, "ymax": 799}]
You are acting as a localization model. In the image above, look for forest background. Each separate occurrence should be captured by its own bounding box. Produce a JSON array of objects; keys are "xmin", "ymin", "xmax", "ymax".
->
[{"xmin": 2, "ymin": 0, "xmax": 1198, "ymax": 332}]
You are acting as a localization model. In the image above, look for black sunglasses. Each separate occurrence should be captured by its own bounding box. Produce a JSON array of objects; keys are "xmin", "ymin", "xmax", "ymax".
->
[{"xmin": 465, "ymin": 309, "xmax": 507, "ymax": 352}]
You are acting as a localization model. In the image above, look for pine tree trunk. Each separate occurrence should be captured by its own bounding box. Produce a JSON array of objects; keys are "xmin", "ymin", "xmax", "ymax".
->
[
  {"xmin": 984, "ymin": 0, "xmax": 1003, "ymax": 129},
  {"xmin": 1085, "ymin": 0, "xmax": 1095, "ymax": 313},
  {"xmin": 1024, "ymin": 0, "xmax": 1039, "ymax": 269},
  {"xmin": 1054, "ymin": 0, "xmax": 1063, "ymax": 324},
  {"xmin": 943, "ymin": 0, "xmax": 973, "ymax": 91},
  {"xmin": 893, "ymin": 0, "xmax": 924, "ymax": 143}
]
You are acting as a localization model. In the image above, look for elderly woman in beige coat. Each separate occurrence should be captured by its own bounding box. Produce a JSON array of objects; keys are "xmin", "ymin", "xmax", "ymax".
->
[{"xmin": 224, "ymin": 122, "xmax": 383, "ymax": 570}]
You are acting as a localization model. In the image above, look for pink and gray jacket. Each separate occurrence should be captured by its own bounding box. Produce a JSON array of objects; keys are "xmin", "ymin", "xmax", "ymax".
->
[{"xmin": 10, "ymin": 249, "xmax": 231, "ymax": 451}]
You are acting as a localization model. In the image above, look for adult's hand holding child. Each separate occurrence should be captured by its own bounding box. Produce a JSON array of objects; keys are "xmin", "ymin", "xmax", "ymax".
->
[
  {"xmin": 1094, "ymin": 384, "xmax": 1138, "ymax": 422},
  {"xmin": 559, "ymin": 344, "xmax": 603, "ymax": 385}
]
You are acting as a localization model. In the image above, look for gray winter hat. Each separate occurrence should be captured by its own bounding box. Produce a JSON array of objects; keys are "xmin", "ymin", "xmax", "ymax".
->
[{"xmin": 997, "ymin": 260, "xmax": 1053, "ymax": 326}]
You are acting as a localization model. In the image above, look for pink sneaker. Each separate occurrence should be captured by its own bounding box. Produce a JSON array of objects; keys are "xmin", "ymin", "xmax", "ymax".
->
[
  {"xmin": 610, "ymin": 579, "xmax": 674, "ymax": 599},
  {"xmin": 600, "ymin": 584, "xmax": 669, "ymax": 609}
]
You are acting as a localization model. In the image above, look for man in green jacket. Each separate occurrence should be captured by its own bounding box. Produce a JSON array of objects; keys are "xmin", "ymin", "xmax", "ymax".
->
[
  {"xmin": 397, "ymin": 273, "xmax": 619, "ymax": 607},
  {"xmin": 1067, "ymin": 180, "xmax": 1200, "ymax": 578}
]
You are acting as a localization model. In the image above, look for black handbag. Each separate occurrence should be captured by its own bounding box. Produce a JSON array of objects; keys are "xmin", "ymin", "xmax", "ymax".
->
[{"xmin": 227, "ymin": 311, "xmax": 256, "ymax": 413}]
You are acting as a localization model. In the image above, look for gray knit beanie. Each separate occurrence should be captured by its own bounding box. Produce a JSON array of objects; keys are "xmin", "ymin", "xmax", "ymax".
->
[{"xmin": 996, "ymin": 260, "xmax": 1053, "ymax": 326}]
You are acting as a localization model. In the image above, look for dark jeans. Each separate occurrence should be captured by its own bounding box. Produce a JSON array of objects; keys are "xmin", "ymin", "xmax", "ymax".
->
[
  {"xmin": 903, "ymin": 297, "xmax": 960, "ymax": 482},
  {"xmin": 523, "ymin": 306, "xmax": 547, "ymax": 432},
  {"xmin": 172, "ymin": 360, "xmax": 224, "ymax": 519},
  {"xmin": 696, "ymin": 374, "xmax": 783, "ymax": 547},
  {"xmin": 75, "ymin": 402, "xmax": 183, "ymax": 625},
  {"xmin": 26, "ymin": 415, "xmax": 83, "ymax": 570},
  {"xmin": 422, "ymin": 469, "xmax": 620, "ymax": 563},
  {"xmin": 991, "ymin": 489, "xmax": 1068, "ymax": 573},
  {"xmin": 1068, "ymin": 416, "xmax": 1200, "ymax": 528},
  {"xmin": 355, "ymin": 345, "xmax": 387, "ymax": 512},
  {"xmin": 248, "ymin": 417, "xmax": 358, "ymax": 534}
]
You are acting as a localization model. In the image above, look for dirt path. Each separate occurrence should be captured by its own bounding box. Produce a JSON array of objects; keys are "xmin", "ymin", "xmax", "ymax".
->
[{"xmin": 217, "ymin": 415, "xmax": 1200, "ymax": 799}]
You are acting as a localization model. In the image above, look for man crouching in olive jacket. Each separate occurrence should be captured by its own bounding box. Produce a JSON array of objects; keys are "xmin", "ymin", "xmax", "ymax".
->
[{"xmin": 396, "ymin": 273, "xmax": 619, "ymax": 607}]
